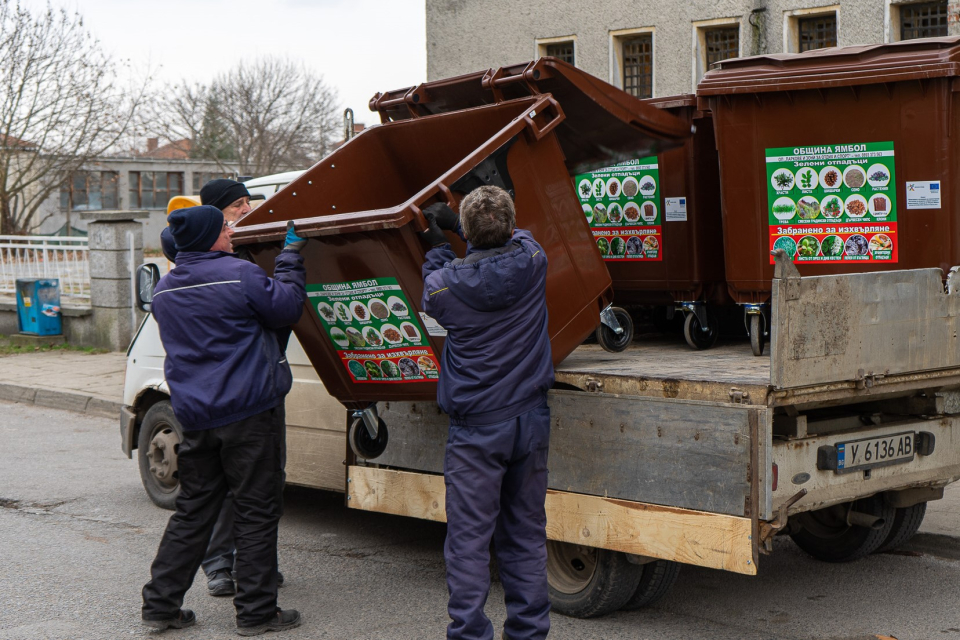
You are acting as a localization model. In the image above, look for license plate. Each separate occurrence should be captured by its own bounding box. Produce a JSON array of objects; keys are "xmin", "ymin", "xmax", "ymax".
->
[{"xmin": 836, "ymin": 432, "xmax": 915, "ymax": 473}]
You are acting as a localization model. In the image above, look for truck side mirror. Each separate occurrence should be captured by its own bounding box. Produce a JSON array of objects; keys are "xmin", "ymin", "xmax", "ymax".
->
[{"xmin": 136, "ymin": 263, "xmax": 161, "ymax": 313}]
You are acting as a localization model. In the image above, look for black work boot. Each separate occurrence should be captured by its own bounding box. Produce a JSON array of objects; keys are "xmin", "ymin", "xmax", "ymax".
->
[
  {"xmin": 237, "ymin": 608, "xmax": 302, "ymax": 636},
  {"xmin": 142, "ymin": 608, "xmax": 196, "ymax": 630},
  {"xmin": 207, "ymin": 568, "xmax": 236, "ymax": 596}
]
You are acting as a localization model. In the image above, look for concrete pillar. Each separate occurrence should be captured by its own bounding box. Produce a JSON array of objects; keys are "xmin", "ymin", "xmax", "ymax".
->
[
  {"xmin": 80, "ymin": 209, "xmax": 149, "ymax": 351},
  {"xmin": 951, "ymin": 0, "xmax": 960, "ymax": 36}
]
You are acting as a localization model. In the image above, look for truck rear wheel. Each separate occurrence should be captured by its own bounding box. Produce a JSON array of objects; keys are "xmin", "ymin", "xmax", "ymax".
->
[
  {"xmin": 137, "ymin": 400, "xmax": 182, "ymax": 510},
  {"xmin": 546, "ymin": 541, "xmax": 643, "ymax": 618},
  {"xmin": 620, "ymin": 559, "xmax": 681, "ymax": 610},
  {"xmin": 875, "ymin": 502, "xmax": 927, "ymax": 554},
  {"xmin": 789, "ymin": 495, "xmax": 895, "ymax": 562}
]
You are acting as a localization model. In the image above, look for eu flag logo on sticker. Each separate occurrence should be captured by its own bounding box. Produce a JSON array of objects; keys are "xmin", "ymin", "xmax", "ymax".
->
[
  {"xmin": 931, "ymin": 183, "xmax": 940, "ymax": 191},
  {"xmin": 680, "ymin": 198, "xmax": 686, "ymax": 205}
]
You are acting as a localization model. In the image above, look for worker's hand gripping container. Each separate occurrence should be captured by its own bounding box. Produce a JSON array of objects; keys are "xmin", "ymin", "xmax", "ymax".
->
[
  {"xmin": 697, "ymin": 37, "xmax": 960, "ymax": 353},
  {"xmin": 573, "ymin": 95, "xmax": 728, "ymax": 350},
  {"xmin": 231, "ymin": 59, "xmax": 691, "ymax": 413}
]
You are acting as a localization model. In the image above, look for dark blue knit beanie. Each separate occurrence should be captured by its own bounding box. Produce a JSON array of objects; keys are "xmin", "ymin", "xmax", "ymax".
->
[
  {"xmin": 167, "ymin": 205, "xmax": 224, "ymax": 253},
  {"xmin": 159, "ymin": 227, "xmax": 178, "ymax": 262}
]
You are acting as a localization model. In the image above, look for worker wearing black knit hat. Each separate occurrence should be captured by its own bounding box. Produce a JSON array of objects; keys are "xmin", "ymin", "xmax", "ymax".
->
[{"xmin": 201, "ymin": 179, "xmax": 251, "ymax": 224}]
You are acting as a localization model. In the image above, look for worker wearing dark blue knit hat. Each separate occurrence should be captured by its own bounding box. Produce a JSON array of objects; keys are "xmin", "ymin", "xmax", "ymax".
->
[{"xmin": 142, "ymin": 203, "xmax": 306, "ymax": 635}]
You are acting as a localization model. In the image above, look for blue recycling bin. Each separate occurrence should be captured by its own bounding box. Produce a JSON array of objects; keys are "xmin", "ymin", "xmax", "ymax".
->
[{"xmin": 16, "ymin": 279, "xmax": 62, "ymax": 336}]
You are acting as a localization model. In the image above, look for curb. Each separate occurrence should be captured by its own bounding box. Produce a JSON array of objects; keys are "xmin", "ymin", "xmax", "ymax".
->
[
  {"xmin": 0, "ymin": 382, "xmax": 121, "ymax": 420},
  {"xmin": 901, "ymin": 532, "xmax": 960, "ymax": 562}
]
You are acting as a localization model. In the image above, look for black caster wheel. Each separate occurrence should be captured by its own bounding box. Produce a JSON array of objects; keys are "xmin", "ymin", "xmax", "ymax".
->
[
  {"xmin": 749, "ymin": 314, "xmax": 765, "ymax": 356},
  {"xmin": 682, "ymin": 308, "xmax": 719, "ymax": 350},
  {"xmin": 349, "ymin": 417, "xmax": 389, "ymax": 460},
  {"xmin": 596, "ymin": 307, "xmax": 634, "ymax": 353}
]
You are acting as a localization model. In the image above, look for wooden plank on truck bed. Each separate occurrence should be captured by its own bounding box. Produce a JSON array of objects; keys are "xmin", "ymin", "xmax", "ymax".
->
[
  {"xmin": 347, "ymin": 466, "xmax": 756, "ymax": 575},
  {"xmin": 554, "ymin": 342, "xmax": 770, "ymax": 404},
  {"xmin": 772, "ymin": 267, "xmax": 960, "ymax": 391},
  {"xmin": 377, "ymin": 391, "xmax": 766, "ymax": 518}
]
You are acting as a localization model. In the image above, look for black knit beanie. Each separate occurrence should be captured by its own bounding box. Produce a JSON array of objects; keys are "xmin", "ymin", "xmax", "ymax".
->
[
  {"xmin": 167, "ymin": 205, "xmax": 224, "ymax": 253},
  {"xmin": 159, "ymin": 226, "xmax": 178, "ymax": 262},
  {"xmin": 200, "ymin": 178, "xmax": 250, "ymax": 211}
]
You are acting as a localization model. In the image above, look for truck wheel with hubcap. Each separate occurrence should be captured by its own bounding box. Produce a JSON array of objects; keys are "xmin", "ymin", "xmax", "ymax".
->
[
  {"xmin": 874, "ymin": 502, "xmax": 927, "ymax": 554},
  {"xmin": 620, "ymin": 559, "xmax": 681, "ymax": 610},
  {"xmin": 546, "ymin": 541, "xmax": 643, "ymax": 618},
  {"xmin": 789, "ymin": 495, "xmax": 895, "ymax": 562},
  {"xmin": 137, "ymin": 400, "xmax": 183, "ymax": 510}
]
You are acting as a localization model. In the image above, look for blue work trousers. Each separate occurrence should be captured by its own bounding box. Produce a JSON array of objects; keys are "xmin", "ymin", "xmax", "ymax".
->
[{"xmin": 444, "ymin": 402, "xmax": 551, "ymax": 640}]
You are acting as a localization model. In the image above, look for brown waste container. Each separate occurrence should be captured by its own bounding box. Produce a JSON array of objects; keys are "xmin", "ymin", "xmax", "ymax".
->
[
  {"xmin": 231, "ymin": 80, "xmax": 690, "ymax": 412},
  {"xmin": 698, "ymin": 37, "xmax": 960, "ymax": 352},
  {"xmin": 371, "ymin": 58, "xmax": 699, "ymax": 349},
  {"xmin": 572, "ymin": 95, "xmax": 728, "ymax": 349}
]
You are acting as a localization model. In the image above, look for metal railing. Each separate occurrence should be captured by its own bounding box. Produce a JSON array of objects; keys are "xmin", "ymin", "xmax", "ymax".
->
[{"xmin": 0, "ymin": 235, "xmax": 90, "ymax": 302}]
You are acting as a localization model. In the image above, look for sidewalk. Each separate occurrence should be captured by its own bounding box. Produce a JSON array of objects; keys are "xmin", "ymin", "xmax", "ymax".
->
[{"xmin": 0, "ymin": 350, "xmax": 957, "ymax": 557}]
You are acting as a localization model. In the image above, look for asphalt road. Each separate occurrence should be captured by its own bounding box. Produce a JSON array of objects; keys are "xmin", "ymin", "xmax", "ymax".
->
[{"xmin": 2, "ymin": 401, "xmax": 960, "ymax": 640}]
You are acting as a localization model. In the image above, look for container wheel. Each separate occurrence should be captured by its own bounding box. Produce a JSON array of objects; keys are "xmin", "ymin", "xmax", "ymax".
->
[
  {"xmin": 596, "ymin": 307, "xmax": 634, "ymax": 353},
  {"xmin": 789, "ymin": 495, "xmax": 895, "ymax": 562},
  {"xmin": 349, "ymin": 417, "xmax": 389, "ymax": 460},
  {"xmin": 137, "ymin": 400, "xmax": 182, "ymax": 510},
  {"xmin": 874, "ymin": 502, "xmax": 927, "ymax": 554},
  {"xmin": 682, "ymin": 309, "xmax": 719, "ymax": 350},
  {"xmin": 749, "ymin": 314, "xmax": 765, "ymax": 356},
  {"xmin": 620, "ymin": 559, "xmax": 681, "ymax": 610},
  {"xmin": 546, "ymin": 541, "xmax": 643, "ymax": 618}
]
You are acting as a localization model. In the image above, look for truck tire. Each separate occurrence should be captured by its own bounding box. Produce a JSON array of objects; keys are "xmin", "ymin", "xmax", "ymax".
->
[
  {"xmin": 874, "ymin": 502, "xmax": 927, "ymax": 554},
  {"xmin": 620, "ymin": 559, "xmax": 681, "ymax": 610},
  {"xmin": 137, "ymin": 400, "xmax": 182, "ymax": 510},
  {"xmin": 546, "ymin": 541, "xmax": 643, "ymax": 618},
  {"xmin": 789, "ymin": 495, "xmax": 895, "ymax": 563}
]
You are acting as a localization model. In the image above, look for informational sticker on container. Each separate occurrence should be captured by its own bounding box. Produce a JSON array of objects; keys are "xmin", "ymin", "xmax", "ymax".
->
[
  {"xmin": 574, "ymin": 157, "xmax": 662, "ymax": 261},
  {"xmin": 905, "ymin": 181, "xmax": 941, "ymax": 210},
  {"xmin": 306, "ymin": 277, "xmax": 440, "ymax": 384},
  {"xmin": 664, "ymin": 197, "xmax": 687, "ymax": 222},
  {"xmin": 765, "ymin": 142, "xmax": 898, "ymax": 264}
]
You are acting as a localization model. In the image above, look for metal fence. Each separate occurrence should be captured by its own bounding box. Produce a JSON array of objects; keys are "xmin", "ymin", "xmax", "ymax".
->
[{"xmin": 0, "ymin": 235, "xmax": 90, "ymax": 302}]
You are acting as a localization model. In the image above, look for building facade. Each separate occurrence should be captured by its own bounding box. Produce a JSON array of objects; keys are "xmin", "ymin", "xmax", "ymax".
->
[{"xmin": 426, "ymin": 0, "xmax": 957, "ymax": 97}]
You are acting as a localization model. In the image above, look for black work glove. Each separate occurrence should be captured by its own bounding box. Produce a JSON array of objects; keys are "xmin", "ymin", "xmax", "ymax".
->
[
  {"xmin": 418, "ymin": 217, "xmax": 448, "ymax": 247},
  {"xmin": 423, "ymin": 202, "xmax": 460, "ymax": 231},
  {"xmin": 283, "ymin": 221, "xmax": 307, "ymax": 253}
]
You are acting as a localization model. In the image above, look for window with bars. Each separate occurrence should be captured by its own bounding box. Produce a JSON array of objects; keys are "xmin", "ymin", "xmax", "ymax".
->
[
  {"xmin": 798, "ymin": 14, "xmax": 837, "ymax": 52},
  {"xmin": 129, "ymin": 171, "xmax": 183, "ymax": 209},
  {"xmin": 59, "ymin": 171, "xmax": 118, "ymax": 211},
  {"xmin": 901, "ymin": 1, "xmax": 948, "ymax": 40},
  {"xmin": 544, "ymin": 41, "xmax": 575, "ymax": 65},
  {"xmin": 621, "ymin": 34, "xmax": 653, "ymax": 99},
  {"xmin": 704, "ymin": 26, "xmax": 740, "ymax": 68}
]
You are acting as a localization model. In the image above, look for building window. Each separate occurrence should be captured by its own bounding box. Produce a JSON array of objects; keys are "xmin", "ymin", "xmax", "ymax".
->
[
  {"xmin": 798, "ymin": 14, "xmax": 837, "ymax": 52},
  {"xmin": 129, "ymin": 171, "xmax": 183, "ymax": 209},
  {"xmin": 704, "ymin": 26, "xmax": 740, "ymax": 68},
  {"xmin": 59, "ymin": 171, "xmax": 118, "ymax": 211},
  {"xmin": 192, "ymin": 171, "xmax": 235, "ymax": 194},
  {"xmin": 622, "ymin": 34, "xmax": 654, "ymax": 98},
  {"xmin": 900, "ymin": 1, "xmax": 948, "ymax": 40},
  {"xmin": 545, "ymin": 41, "xmax": 575, "ymax": 65}
]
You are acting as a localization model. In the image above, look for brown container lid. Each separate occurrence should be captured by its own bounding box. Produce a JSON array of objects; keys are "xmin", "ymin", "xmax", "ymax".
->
[
  {"xmin": 698, "ymin": 36, "xmax": 960, "ymax": 96},
  {"xmin": 371, "ymin": 57, "xmax": 693, "ymax": 174}
]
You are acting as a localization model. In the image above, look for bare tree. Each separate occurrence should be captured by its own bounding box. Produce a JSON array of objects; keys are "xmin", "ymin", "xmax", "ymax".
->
[
  {"xmin": 154, "ymin": 57, "xmax": 340, "ymax": 177},
  {"xmin": 0, "ymin": 1, "xmax": 146, "ymax": 234}
]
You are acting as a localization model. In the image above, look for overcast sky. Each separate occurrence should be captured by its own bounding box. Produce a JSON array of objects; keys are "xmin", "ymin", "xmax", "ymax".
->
[{"xmin": 40, "ymin": 0, "xmax": 427, "ymax": 128}]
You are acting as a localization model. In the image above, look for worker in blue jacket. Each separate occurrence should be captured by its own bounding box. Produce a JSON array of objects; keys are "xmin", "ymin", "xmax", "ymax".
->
[
  {"xmin": 420, "ymin": 186, "xmax": 553, "ymax": 640},
  {"xmin": 141, "ymin": 205, "xmax": 306, "ymax": 637}
]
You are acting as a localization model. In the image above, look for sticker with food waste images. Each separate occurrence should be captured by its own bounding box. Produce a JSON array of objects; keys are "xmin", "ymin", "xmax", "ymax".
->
[
  {"xmin": 575, "ymin": 157, "xmax": 663, "ymax": 262},
  {"xmin": 307, "ymin": 277, "xmax": 440, "ymax": 384},
  {"xmin": 766, "ymin": 142, "xmax": 897, "ymax": 264}
]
